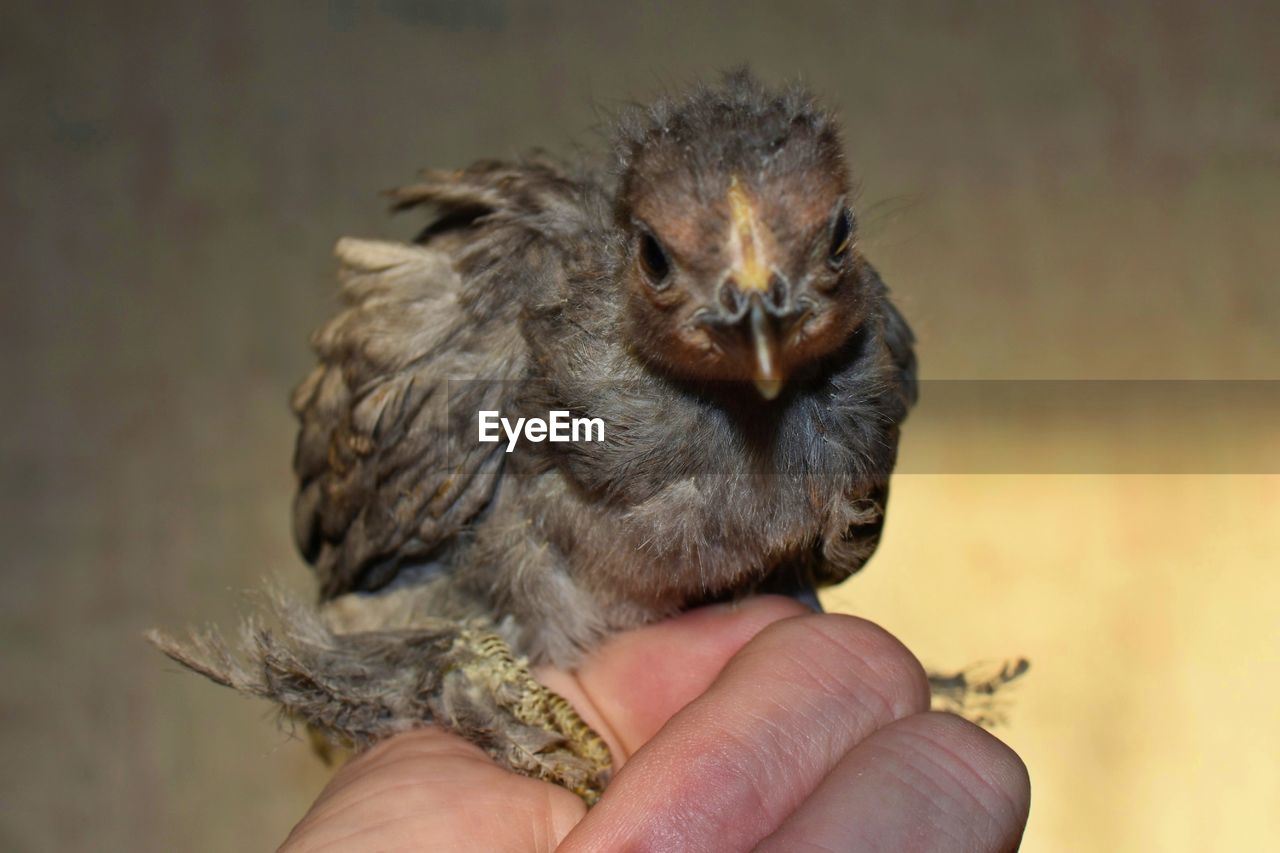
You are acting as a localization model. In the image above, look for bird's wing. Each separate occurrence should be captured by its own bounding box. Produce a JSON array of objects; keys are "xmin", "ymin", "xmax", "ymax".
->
[
  {"xmin": 809, "ymin": 264, "xmax": 919, "ymax": 588},
  {"xmin": 292, "ymin": 161, "xmax": 591, "ymax": 598},
  {"xmin": 881, "ymin": 297, "xmax": 918, "ymax": 409}
]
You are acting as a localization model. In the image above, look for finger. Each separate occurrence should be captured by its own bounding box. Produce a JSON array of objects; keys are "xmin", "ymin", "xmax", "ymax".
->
[
  {"xmin": 559, "ymin": 613, "xmax": 931, "ymax": 852},
  {"xmin": 755, "ymin": 712, "xmax": 1030, "ymax": 853},
  {"xmin": 539, "ymin": 595, "xmax": 810, "ymax": 760},
  {"xmin": 281, "ymin": 728, "xmax": 584, "ymax": 852}
]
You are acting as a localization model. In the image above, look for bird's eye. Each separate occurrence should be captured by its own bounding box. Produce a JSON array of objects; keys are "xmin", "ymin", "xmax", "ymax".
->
[
  {"xmin": 827, "ymin": 206, "xmax": 854, "ymax": 270},
  {"xmin": 636, "ymin": 229, "xmax": 672, "ymax": 287}
]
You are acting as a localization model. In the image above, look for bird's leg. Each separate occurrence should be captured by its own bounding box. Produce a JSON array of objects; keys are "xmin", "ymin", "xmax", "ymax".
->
[
  {"xmin": 149, "ymin": 599, "xmax": 612, "ymax": 805},
  {"xmin": 749, "ymin": 564, "xmax": 1030, "ymax": 729},
  {"xmin": 927, "ymin": 658, "xmax": 1030, "ymax": 728},
  {"xmin": 448, "ymin": 625, "xmax": 613, "ymax": 804}
]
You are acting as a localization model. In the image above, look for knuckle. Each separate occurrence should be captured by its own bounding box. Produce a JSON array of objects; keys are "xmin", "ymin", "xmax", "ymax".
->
[{"xmin": 751, "ymin": 613, "xmax": 930, "ymax": 722}]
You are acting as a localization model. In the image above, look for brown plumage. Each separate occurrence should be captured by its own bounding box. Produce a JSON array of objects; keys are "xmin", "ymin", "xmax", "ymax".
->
[{"xmin": 153, "ymin": 71, "xmax": 929, "ymax": 801}]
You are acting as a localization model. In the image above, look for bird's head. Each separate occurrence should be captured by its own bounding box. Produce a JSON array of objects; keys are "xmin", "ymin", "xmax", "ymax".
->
[{"xmin": 614, "ymin": 72, "xmax": 872, "ymax": 400}]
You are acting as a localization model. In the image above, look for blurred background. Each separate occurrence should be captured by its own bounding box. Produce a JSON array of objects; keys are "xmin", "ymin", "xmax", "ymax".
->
[{"xmin": 2, "ymin": 1, "xmax": 1276, "ymax": 849}]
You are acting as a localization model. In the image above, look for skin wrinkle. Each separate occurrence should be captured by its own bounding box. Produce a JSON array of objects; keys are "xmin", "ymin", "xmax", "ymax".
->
[
  {"xmin": 893, "ymin": 720, "xmax": 1027, "ymax": 832},
  {"xmin": 732, "ymin": 699, "xmax": 850, "ymax": 821},
  {"xmin": 720, "ymin": 678, "xmax": 862, "ymax": 804},
  {"xmin": 522, "ymin": 801, "xmax": 553, "ymax": 853},
  {"xmin": 776, "ymin": 687, "xmax": 855, "ymax": 761},
  {"xmin": 754, "ymin": 754, "xmax": 949, "ymax": 853},
  {"xmin": 570, "ymin": 597, "xmax": 811, "ymax": 757},
  {"xmin": 798, "ymin": 612, "xmax": 931, "ymax": 712},
  {"xmin": 323, "ymin": 741, "xmax": 482, "ymax": 794},
  {"xmin": 305, "ymin": 778, "xmax": 444, "ymax": 827},
  {"xmin": 892, "ymin": 735, "xmax": 996, "ymax": 834},
  {"xmin": 711, "ymin": 618, "xmax": 924, "ymax": 748},
  {"xmin": 297, "ymin": 776, "xmax": 567, "ymax": 853},
  {"xmin": 354, "ymin": 737, "xmax": 479, "ymax": 770},
  {"xmin": 871, "ymin": 745, "xmax": 977, "ymax": 850},
  {"xmin": 536, "ymin": 784, "xmax": 573, "ymax": 853},
  {"xmin": 632, "ymin": 716, "xmax": 763, "ymax": 802},
  {"xmin": 744, "ymin": 616, "xmax": 930, "ymax": 720},
  {"xmin": 755, "ymin": 713, "xmax": 1028, "ymax": 853},
  {"xmin": 761, "ymin": 640, "xmax": 891, "ymax": 728},
  {"xmin": 323, "ymin": 763, "xmax": 532, "ymax": 829},
  {"xmin": 295, "ymin": 780, "xmax": 382, "ymax": 830},
  {"xmin": 300, "ymin": 812, "xmax": 433, "ymax": 853},
  {"xmin": 673, "ymin": 735, "xmax": 780, "ymax": 838}
]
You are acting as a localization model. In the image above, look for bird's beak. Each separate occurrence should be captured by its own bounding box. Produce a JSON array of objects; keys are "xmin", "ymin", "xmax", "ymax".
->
[
  {"xmin": 727, "ymin": 177, "xmax": 786, "ymax": 400},
  {"xmin": 750, "ymin": 299, "xmax": 783, "ymax": 400}
]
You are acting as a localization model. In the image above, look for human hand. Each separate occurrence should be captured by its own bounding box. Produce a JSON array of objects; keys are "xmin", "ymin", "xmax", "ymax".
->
[{"xmin": 280, "ymin": 597, "xmax": 1030, "ymax": 851}]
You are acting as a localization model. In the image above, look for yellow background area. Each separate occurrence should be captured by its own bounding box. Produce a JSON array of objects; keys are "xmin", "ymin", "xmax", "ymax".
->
[
  {"xmin": 825, "ymin": 474, "xmax": 1280, "ymax": 850},
  {"xmin": 3, "ymin": 2, "xmax": 1276, "ymax": 850}
]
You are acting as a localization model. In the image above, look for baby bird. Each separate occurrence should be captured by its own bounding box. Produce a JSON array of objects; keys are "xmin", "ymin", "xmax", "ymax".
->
[{"xmin": 154, "ymin": 71, "xmax": 923, "ymax": 804}]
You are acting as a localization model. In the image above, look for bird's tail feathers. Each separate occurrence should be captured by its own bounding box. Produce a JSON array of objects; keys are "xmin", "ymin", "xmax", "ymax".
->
[
  {"xmin": 147, "ymin": 591, "xmax": 456, "ymax": 749},
  {"xmin": 148, "ymin": 592, "xmax": 614, "ymax": 802}
]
